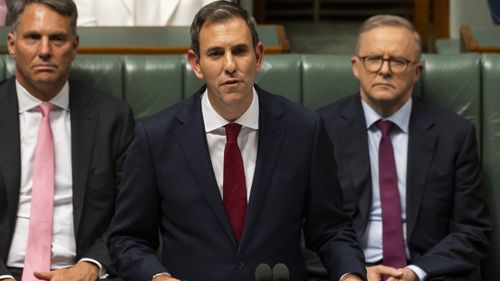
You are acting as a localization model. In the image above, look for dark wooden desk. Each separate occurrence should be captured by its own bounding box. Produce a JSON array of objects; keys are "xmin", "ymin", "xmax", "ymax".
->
[
  {"xmin": 0, "ymin": 25, "xmax": 290, "ymax": 54},
  {"xmin": 460, "ymin": 25, "xmax": 500, "ymax": 53}
]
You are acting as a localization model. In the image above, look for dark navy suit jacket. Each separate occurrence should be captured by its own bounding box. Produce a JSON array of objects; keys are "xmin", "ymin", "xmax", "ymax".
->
[
  {"xmin": 108, "ymin": 86, "xmax": 366, "ymax": 281},
  {"xmin": 317, "ymin": 94, "xmax": 490, "ymax": 281}
]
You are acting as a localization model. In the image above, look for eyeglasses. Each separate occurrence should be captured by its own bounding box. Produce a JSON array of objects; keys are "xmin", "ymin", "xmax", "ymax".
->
[{"xmin": 357, "ymin": 55, "xmax": 416, "ymax": 74}]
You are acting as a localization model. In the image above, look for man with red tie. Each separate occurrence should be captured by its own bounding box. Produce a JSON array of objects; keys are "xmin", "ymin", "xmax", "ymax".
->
[
  {"xmin": 316, "ymin": 15, "xmax": 490, "ymax": 281},
  {"xmin": 108, "ymin": 1, "xmax": 366, "ymax": 281},
  {"xmin": 0, "ymin": 0, "xmax": 134, "ymax": 280}
]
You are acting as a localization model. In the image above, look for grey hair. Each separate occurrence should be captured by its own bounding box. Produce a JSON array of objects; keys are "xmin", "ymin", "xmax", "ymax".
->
[
  {"xmin": 356, "ymin": 14, "xmax": 421, "ymax": 61},
  {"xmin": 9, "ymin": 0, "xmax": 78, "ymax": 35}
]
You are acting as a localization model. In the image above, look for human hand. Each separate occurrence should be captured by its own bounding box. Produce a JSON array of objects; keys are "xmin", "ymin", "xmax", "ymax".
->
[
  {"xmin": 33, "ymin": 261, "xmax": 100, "ymax": 281},
  {"xmin": 366, "ymin": 265, "xmax": 403, "ymax": 281},
  {"xmin": 386, "ymin": 268, "xmax": 418, "ymax": 281}
]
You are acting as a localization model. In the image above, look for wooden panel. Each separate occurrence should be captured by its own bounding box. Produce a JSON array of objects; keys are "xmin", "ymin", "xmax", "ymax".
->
[
  {"xmin": 413, "ymin": 0, "xmax": 430, "ymax": 50},
  {"xmin": 0, "ymin": 25, "xmax": 291, "ymax": 54},
  {"xmin": 433, "ymin": 0, "xmax": 450, "ymax": 39},
  {"xmin": 460, "ymin": 25, "xmax": 500, "ymax": 53}
]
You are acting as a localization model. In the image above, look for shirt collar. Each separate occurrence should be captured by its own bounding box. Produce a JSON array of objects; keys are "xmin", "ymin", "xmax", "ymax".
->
[
  {"xmin": 202, "ymin": 87, "xmax": 259, "ymax": 133},
  {"xmin": 16, "ymin": 80, "xmax": 70, "ymax": 113},
  {"xmin": 361, "ymin": 97, "xmax": 412, "ymax": 133}
]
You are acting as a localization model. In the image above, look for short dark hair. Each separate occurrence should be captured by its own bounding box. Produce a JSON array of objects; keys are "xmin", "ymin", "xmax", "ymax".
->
[
  {"xmin": 9, "ymin": 0, "xmax": 78, "ymax": 35},
  {"xmin": 190, "ymin": 0, "xmax": 259, "ymax": 58}
]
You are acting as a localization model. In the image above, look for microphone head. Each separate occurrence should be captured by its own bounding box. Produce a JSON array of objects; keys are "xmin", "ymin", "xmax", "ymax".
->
[
  {"xmin": 255, "ymin": 263, "xmax": 273, "ymax": 281},
  {"xmin": 272, "ymin": 263, "xmax": 290, "ymax": 281}
]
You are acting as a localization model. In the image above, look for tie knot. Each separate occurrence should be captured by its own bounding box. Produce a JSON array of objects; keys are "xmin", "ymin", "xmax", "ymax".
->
[
  {"xmin": 39, "ymin": 102, "xmax": 54, "ymax": 117},
  {"xmin": 225, "ymin": 123, "xmax": 242, "ymax": 143},
  {"xmin": 376, "ymin": 119, "xmax": 394, "ymax": 137}
]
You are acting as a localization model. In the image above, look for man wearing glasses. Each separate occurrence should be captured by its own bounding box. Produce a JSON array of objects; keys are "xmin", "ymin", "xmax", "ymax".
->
[{"xmin": 316, "ymin": 15, "xmax": 490, "ymax": 281}]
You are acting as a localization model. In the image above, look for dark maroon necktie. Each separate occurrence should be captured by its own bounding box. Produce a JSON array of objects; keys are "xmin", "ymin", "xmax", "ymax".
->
[
  {"xmin": 223, "ymin": 123, "xmax": 247, "ymax": 243},
  {"xmin": 377, "ymin": 120, "xmax": 406, "ymax": 268}
]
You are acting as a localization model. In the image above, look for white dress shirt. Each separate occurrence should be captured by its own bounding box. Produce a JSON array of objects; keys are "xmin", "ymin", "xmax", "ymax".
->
[
  {"xmin": 1, "ymin": 81, "xmax": 103, "ymax": 280},
  {"xmin": 360, "ymin": 99, "xmax": 427, "ymax": 280},
  {"xmin": 201, "ymin": 88, "xmax": 259, "ymax": 201}
]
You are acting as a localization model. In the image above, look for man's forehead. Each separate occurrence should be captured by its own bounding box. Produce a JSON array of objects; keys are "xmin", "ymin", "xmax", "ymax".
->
[
  {"xmin": 198, "ymin": 18, "xmax": 252, "ymax": 49},
  {"xmin": 359, "ymin": 26, "xmax": 417, "ymax": 53},
  {"xmin": 16, "ymin": 5, "xmax": 74, "ymax": 34}
]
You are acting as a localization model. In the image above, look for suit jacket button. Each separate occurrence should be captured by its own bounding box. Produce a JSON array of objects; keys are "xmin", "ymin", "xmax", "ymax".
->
[{"xmin": 238, "ymin": 261, "xmax": 245, "ymax": 270}]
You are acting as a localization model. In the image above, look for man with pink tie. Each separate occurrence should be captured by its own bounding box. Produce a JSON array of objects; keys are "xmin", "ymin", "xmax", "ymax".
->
[{"xmin": 0, "ymin": 0, "xmax": 134, "ymax": 280}]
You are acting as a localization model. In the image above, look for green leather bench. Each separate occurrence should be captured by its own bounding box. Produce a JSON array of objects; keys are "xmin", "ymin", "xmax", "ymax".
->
[{"xmin": 1, "ymin": 53, "xmax": 498, "ymax": 279}]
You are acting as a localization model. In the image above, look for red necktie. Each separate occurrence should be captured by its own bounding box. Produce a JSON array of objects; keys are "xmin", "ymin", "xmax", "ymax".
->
[
  {"xmin": 377, "ymin": 120, "xmax": 406, "ymax": 268},
  {"xmin": 223, "ymin": 123, "xmax": 247, "ymax": 243},
  {"xmin": 22, "ymin": 103, "xmax": 55, "ymax": 281}
]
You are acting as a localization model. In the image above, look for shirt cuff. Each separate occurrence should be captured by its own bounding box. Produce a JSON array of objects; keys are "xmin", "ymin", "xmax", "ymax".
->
[
  {"xmin": 406, "ymin": 264, "xmax": 427, "ymax": 281},
  {"xmin": 79, "ymin": 258, "xmax": 108, "ymax": 279},
  {"xmin": 339, "ymin": 272, "xmax": 362, "ymax": 281},
  {"xmin": 0, "ymin": 275, "xmax": 15, "ymax": 280},
  {"xmin": 152, "ymin": 272, "xmax": 172, "ymax": 280}
]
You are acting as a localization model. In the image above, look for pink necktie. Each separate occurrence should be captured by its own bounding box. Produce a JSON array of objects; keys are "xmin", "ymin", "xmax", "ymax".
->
[
  {"xmin": 22, "ymin": 103, "xmax": 55, "ymax": 281},
  {"xmin": 377, "ymin": 120, "xmax": 406, "ymax": 268},
  {"xmin": 223, "ymin": 123, "xmax": 247, "ymax": 243}
]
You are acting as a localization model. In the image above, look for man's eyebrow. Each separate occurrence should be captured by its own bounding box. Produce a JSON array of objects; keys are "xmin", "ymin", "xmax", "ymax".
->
[
  {"xmin": 206, "ymin": 46, "xmax": 224, "ymax": 53},
  {"xmin": 232, "ymin": 43, "xmax": 249, "ymax": 50},
  {"xmin": 21, "ymin": 31, "xmax": 41, "ymax": 37}
]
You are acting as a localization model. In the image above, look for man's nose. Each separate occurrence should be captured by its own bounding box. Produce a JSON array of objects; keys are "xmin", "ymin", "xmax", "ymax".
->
[
  {"xmin": 223, "ymin": 53, "xmax": 236, "ymax": 74},
  {"xmin": 38, "ymin": 37, "xmax": 52, "ymax": 59},
  {"xmin": 378, "ymin": 59, "xmax": 392, "ymax": 77}
]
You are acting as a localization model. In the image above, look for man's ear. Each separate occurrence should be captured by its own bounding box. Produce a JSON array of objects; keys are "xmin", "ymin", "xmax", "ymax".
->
[
  {"xmin": 414, "ymin": 61, "xmax": 423, "ymax": 83},
  {"xmin": 71, "ymin": 35, "xmax": 80, "ymax": 59},
  {"xmin": 187, "ymin": 49, "xmax": 204, "ymax": 80},
  {"xmin": 254, "ymin": 42, "xmax": 264, "ymax": 72},
  {"xmin": 351, "ymin": 56, "xmax": 360, "ymax": 80},
  {"xmin": 7, "ymin": 32, "xmax": 16, "ymax": 58}
]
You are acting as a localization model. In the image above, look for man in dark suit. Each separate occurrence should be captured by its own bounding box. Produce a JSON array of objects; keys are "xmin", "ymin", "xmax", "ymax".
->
[
  {"xmin": 317, "ymin": 15, "xmax": 490, "ymax": 281},
  {"xmin": 108, "ymin": 2, "xmax": 365, "ymax": 281},
  {"xmin": 0, "ymin": 1, "xmax": 134, "ymax": 280}
]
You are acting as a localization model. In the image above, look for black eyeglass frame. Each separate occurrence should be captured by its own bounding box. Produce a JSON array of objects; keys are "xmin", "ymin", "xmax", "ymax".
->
[{"xmin": 357, "ymin": 55, "xmax": 418, "ymax": 74}]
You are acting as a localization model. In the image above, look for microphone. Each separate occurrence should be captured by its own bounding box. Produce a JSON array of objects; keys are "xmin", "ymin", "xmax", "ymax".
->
[
  {"xmin": 272, "ymin": 263, "xmax": 289, "ymax": 281},
  {"xmin": 255, "ymin": 263, "xmax": 273, "ymax": 281}
]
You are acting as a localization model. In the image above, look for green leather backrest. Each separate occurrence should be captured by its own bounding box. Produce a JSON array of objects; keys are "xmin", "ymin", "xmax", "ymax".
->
[
  {"xmin": 4, "ymin": 55, "xmax": 15, "ymax": 78},
  {"xmin": 480, "ymin": 54, "xmax": 500, "ymax": 279},
  {"xmin": 71, "ymin": 55, "xmax": 124, "ymax": 99},
  {"xmin": 301, "ymin": 54, "xmax": 358, "ymax": 109},
  {"xmin": 420, "ymin": 54, "xmax": 482, "ymax": 140},
  {"xmin": 258, "ymin": 54, "xmax": 302, "ymax": 103},
  {"xmin": 123, "ymin": 55, "xmax": 184, "ymax": 120}
]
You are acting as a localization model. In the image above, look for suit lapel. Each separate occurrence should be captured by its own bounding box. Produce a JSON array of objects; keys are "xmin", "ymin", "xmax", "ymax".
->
[
  {"xmin": 69, "ymin": 82, "xmax": 97, "ymax": 235},
  {"xmin": 0, "ymin": 78, "xmax": 21, "ymax": 243},
  {"xmin": 174, "ymin": 91, "xmax": 237, "ymax": 245},
  {"xmin": 406, "ymin": 99, "xmax": 437, "ymax": 239},
  {"xmin": 239, "ymin": 88, "xmax": 286, "ymax": 248},
  {"xmin": 339, "ymin": 96, "xmax": 372, "ymax": 235}
]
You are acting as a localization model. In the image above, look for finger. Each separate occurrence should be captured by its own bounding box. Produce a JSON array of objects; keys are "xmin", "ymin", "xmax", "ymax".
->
[
  {"xmin": 33, "ymin": 271, "xmax": 53, "ymax": 280},
  {"xmin": 379, "ymin": 266, "xmax": 404, "ymax": 277}
]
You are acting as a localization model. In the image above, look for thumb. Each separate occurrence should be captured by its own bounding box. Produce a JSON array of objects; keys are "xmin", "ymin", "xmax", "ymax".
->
[{"xmin": 33, "ymin": 271, "xmax": 53, "ymax": 280}]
